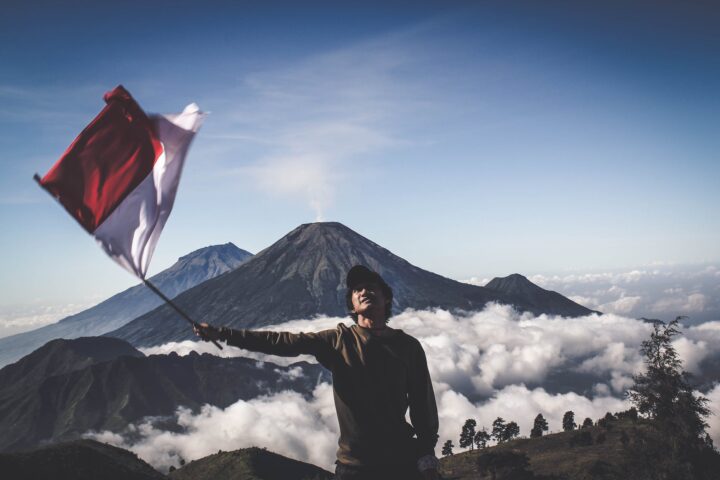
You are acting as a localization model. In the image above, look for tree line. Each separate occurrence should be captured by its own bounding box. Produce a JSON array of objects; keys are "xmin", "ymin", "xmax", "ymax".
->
[{"xmin": 441, "ymin": 409, "xmax": 598, "ymax": 456}]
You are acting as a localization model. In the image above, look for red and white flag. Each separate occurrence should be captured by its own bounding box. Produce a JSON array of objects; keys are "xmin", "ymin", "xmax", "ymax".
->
[{"xmin": 36, "ymin": 85, "xmax": 205, "ymax": 278}]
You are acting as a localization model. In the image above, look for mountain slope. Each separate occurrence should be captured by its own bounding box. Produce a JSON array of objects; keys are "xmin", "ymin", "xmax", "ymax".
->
[
  {"xmin": 0, "ymin": 337, "xmax": 328, "ymax": 452},
  {"xmin": 485, "ymin": 273, "xmax": 600, "ymax": 317},
  {"xmin": 0, "ymin": 243, "xmax": 252, "ymax": 367},
  {"xmin": 169, "ymin": 447, "xmax": 333, "ymax": 480},
  {"xmin": 0, "ymin": 439, "xmax": 164, "ymax": 480},
  {"xmin": 0, "ymin": 336, "xmax": 143, "ymax": 393},
  {"xmin": 107, "ymin": 222, "xmax": 594, "ymax": 348}
]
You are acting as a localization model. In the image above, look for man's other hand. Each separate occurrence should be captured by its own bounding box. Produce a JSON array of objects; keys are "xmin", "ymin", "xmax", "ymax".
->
[{"xmin": 193, "ymin": 322, "xmax": 222, "ymax": 342}]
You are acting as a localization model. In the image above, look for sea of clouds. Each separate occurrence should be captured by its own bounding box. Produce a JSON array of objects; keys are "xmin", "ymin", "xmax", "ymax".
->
[{"xmin": 87, "ymin": 304, "xmax": 720, "ymax": 472}]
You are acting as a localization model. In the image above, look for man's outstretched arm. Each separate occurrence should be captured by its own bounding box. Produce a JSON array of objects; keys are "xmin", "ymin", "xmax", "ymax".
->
[{"xmin": 194, "ymin": 323, "xmax": 337, "ymax": 360}]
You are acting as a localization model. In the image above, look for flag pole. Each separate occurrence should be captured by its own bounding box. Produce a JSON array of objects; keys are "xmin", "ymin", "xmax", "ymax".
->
[{"xmin": 142, "ymin": 279, "xmax": 223, "ymax": 350}]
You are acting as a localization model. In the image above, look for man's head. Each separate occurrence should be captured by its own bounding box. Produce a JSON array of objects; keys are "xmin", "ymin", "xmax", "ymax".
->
[{"xmin": 345, "ymin": 265, "xmax": 393, "ymax": 324}]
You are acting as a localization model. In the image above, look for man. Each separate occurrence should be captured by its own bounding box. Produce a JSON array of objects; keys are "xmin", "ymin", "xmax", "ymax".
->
[{"xmin": 194, "ymin": 265, "xmax": 440, "ymax": 480}]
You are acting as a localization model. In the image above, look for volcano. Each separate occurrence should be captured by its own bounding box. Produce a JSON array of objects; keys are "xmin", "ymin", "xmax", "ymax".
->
[{"xmin": 106, "ymin": 222, "xmax": 595, "ymax": 347}]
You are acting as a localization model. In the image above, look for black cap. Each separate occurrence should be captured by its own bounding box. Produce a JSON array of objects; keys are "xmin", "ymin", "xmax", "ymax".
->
[
  {"xmin": 345, "ymin": 265, "xmax": 393, "ymax": 321},
  {"xmin": 346, "ymin": 265, "xmax": 387, "ymax": 290}
]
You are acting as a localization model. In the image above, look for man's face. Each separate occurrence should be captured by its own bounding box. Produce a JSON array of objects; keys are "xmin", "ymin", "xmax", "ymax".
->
[{"xmin": 350, "ymin": 281, "xmax": 388, "ymax": 322}]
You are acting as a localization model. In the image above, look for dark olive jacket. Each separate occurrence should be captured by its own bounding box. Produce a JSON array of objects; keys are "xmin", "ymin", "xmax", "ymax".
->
[{"xmin": 222, "ymin": 323, "xmax": 439, "ymax": 467}]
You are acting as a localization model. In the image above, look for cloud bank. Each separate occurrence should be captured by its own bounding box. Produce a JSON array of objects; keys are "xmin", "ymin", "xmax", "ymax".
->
[{"xmin": 97, "ymin": 306, "xmax": 720, "ymax": 471}]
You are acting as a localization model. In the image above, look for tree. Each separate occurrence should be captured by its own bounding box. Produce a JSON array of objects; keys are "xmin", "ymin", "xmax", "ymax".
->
[
  {"xmin": 581, "ymin": 417, "xmax": 593, "ymax": 429},
  {"xmin": 562, "ymin": 411, "xmax": 576, "ymax": 431},
  {"xmin": 441, "ymin": 439, "xmax": 454, "ymax": 457},
  {"xmin": 460, "ymin": 419, "xmax": 477, "ymax": 450},
  {"xmin": 628, "ymin": 318, "xmax": 710, "ymax": 441},
  {"xmin": 491, "ymin": 417, "xmax": 506, "ymax": 443},
  {"xmin": 616, "ymin": 407, "xmax": 638, "ymax": 422},
  {"xmin": 474, "ymin": 428, "xmax": 491, "ymax": 449},
  {"xmin": 626, "ymin": 317, "xmax": 718, "ymax": 479},
  {"xmin": 597, "ymin": 412, "xmax": 616, "ymax": 430},
  {"xmin": 530, "ymin": 413, "xmax": 548, "ymax": 438},
  {"xmin": 501, "ymin": 421, "xmax": 520, "ymax": 442}
]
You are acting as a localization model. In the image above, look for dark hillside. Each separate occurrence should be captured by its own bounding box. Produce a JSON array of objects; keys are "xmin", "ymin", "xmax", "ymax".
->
[
  {"xmin": 0, "ymin": 439, "xmax": 164, "ymax": 480},
  {"xmin": 168, "ymin": 447, "xmax": 332, "ymax": 480}
]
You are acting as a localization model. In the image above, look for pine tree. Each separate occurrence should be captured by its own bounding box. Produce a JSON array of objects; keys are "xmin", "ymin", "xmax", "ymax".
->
[
  {"xmin": 459, "ymin": 419, "xmax": 477, "ymax": 450},
  {"xmin": 474, "ymin": 428, "xmax": 491, "ymax": 449},
  {"xmin": 562, "ymin": 411, "xmax": 576, "ymax": 431},
  {"xmin": 581, "ymin": 417, "xmax": 593, "ymax": 429},
  {"xmin": 441, "ymin": 439, "xmax": 454, "ymax": 456},
  {"xmin": 491, "ymin": 417, "xmax": 506, "ymax": 443},
  {"xmin": 628, "ymin": 318, "xmax": 709, "ymax": 437},
  {"xmin": 530, "ymin": 413, "xmax": 548, "ymax": 438},
  {"xmin": 627, "ymin": 317, "xmax": 717, "ymax": 479}
]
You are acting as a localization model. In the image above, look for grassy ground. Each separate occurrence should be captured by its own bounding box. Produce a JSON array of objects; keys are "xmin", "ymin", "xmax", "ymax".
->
[{"xmin": 439, "ymin": 419, "xmax": 644, "ymax": 479}]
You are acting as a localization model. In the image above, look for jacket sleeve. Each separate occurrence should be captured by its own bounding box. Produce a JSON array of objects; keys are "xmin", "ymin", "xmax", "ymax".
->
[
  {"xmin": 408, "ymin": 341, "xmax": 439, "ymax": 458},
  {"xmin": 221, "ymin": 327, "xmax": 337, "ymax": 365}
]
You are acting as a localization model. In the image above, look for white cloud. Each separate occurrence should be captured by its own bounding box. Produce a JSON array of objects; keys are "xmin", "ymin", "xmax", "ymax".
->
[
  {"xmin": 87, "ymin": 383, "xmax": 339, "ymax": 472},
  {"xmin": 599, "ymin": 296, "xmax": 642, "ymax": 315},
  {"xmin": 436, "ymin": 385, "xmax": 629, "ymax": 443}
]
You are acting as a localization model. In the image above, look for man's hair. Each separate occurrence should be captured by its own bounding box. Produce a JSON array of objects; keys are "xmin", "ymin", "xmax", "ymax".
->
[{"xmin": 346, "ymin": 282, "xmax": 393, "ymax": 323}]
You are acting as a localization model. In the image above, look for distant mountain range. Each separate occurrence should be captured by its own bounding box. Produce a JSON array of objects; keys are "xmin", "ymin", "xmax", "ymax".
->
[
  {"xmin": 0, "ymin": 243, "xmax": 252, "ymax": 367},
  {"xmin": 106, "ymin": 222, "xmax": 596, "ymax": 347},
  {"xmin": 0, "ymin": 337, "xmax": 328, "ymax": 452}
]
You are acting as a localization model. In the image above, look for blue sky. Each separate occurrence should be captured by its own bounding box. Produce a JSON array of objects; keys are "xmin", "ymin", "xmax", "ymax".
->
[{"xmin": 1, "ymin": 0, "xmax": 718, "ymax": 323}]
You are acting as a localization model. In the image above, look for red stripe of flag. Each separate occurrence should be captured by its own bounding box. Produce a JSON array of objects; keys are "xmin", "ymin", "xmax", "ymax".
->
[{"xmin": 37, "ymin": 85, "xmax": 163, "ymax": 233}]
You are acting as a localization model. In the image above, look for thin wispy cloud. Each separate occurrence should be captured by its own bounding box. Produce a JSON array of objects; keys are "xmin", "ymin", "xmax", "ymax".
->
[{"xmin": 212, "ymin": 28, "xmax": 439, "ymax": 220}]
